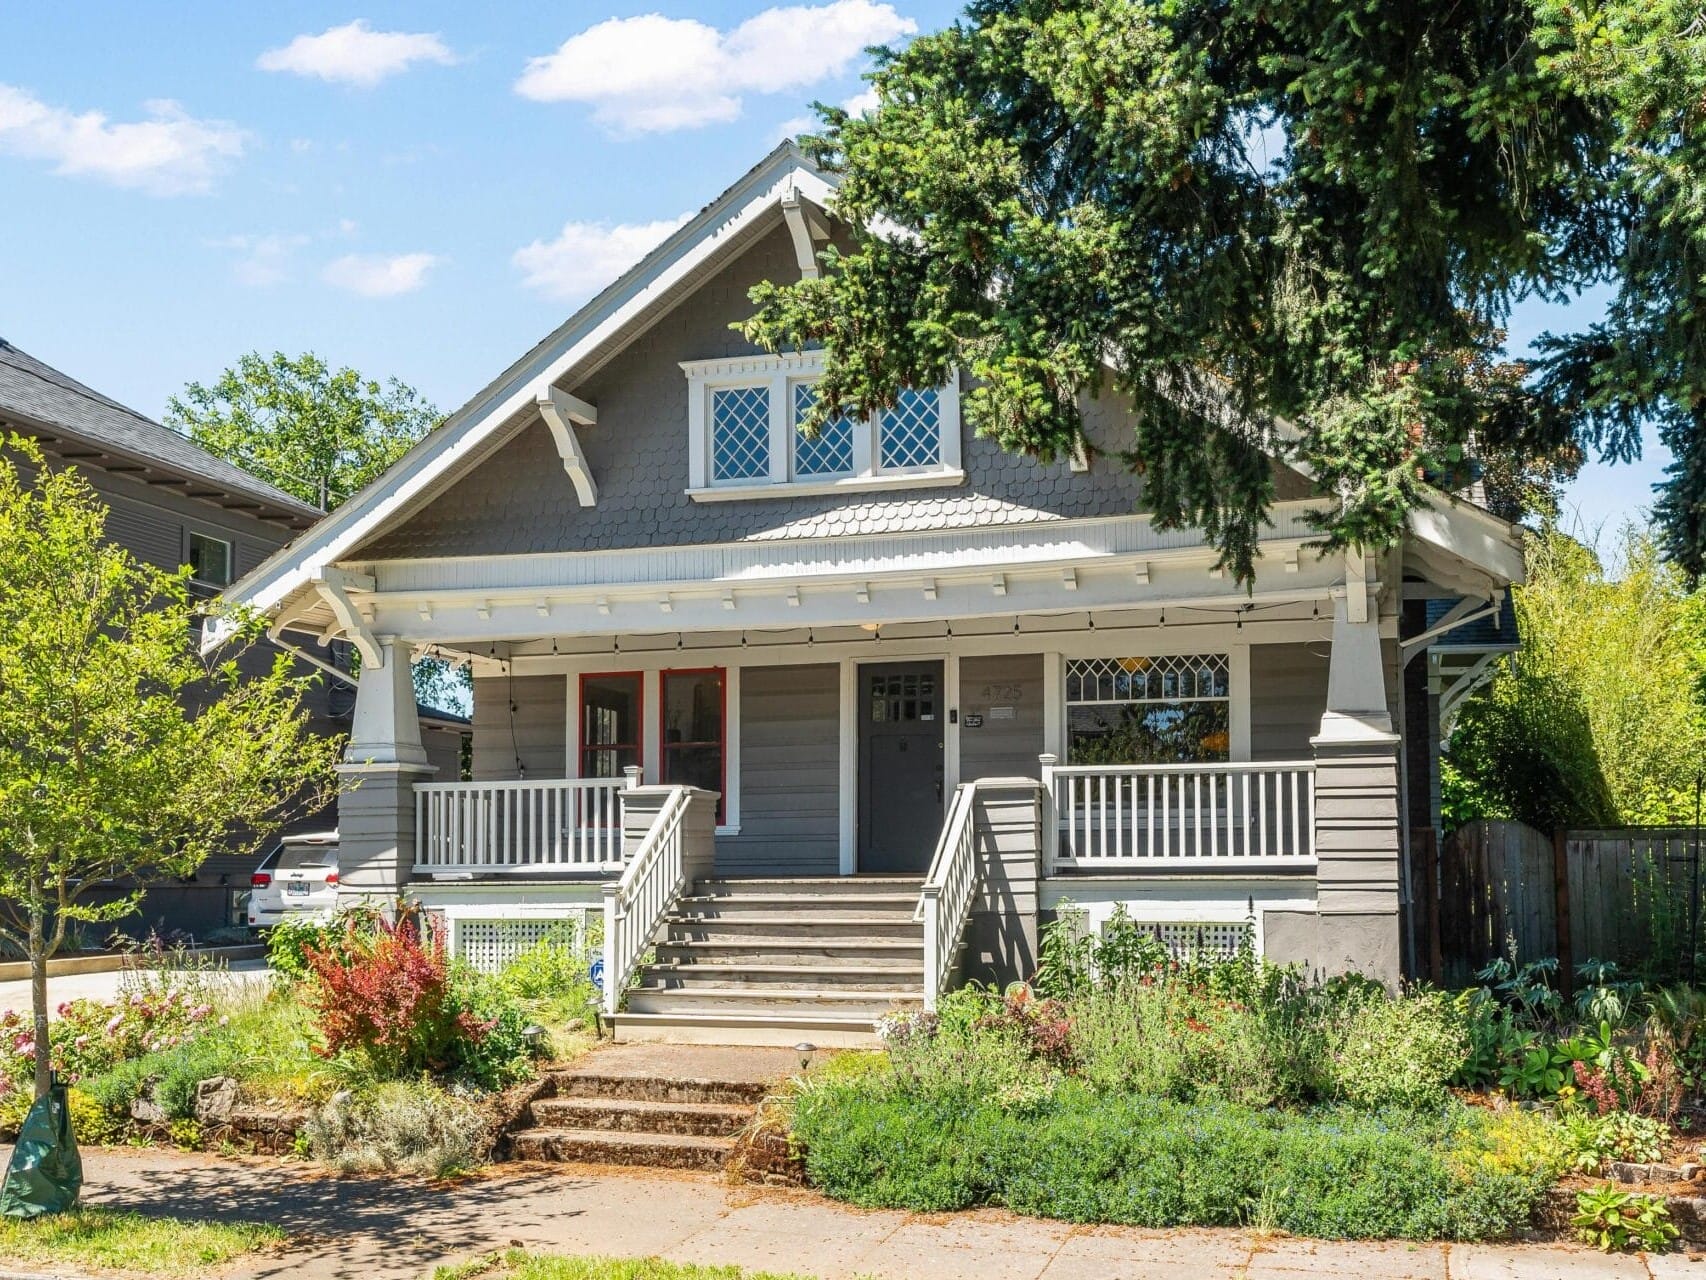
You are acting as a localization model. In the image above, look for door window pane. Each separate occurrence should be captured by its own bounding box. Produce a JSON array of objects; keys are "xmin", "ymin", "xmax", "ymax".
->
[
  {"xmin": 581, "ymin": 674, "xmax": 642, "ymax": 779},
  {"xmin": 661, "ymin": 669, "xmax": 725, "ymax": 822}
]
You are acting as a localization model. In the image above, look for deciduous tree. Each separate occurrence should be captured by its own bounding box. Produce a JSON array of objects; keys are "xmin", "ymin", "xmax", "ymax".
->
[{"xmin": 0, "ymin": 440, "xmax": 343, "ymax": 1097}]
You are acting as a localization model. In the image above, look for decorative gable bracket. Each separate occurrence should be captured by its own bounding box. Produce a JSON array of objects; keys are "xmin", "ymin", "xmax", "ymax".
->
[{"xmin": 535, "ymin": 387, "xmax": 599, "ymax": 507}]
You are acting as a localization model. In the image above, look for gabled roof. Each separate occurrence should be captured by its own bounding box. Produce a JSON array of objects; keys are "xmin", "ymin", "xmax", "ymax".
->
[
  {"xmin": 219, "ymin": 141, "xmax": 837, "ymax": 622},
  {"xmin": 0, "ymin": 338, "xmax": 321, "ymax": 527},
  {"xmin": 213, "ymin": 139, "xmax": 1525, "ymax": 635}
]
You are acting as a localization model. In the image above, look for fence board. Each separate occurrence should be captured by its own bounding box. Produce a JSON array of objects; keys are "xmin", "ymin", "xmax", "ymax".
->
[{"xmin": 1439, "ymin": 820, "xmax": 1705, "ymax": 981}]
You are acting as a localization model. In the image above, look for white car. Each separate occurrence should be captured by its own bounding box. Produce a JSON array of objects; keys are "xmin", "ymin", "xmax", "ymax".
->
[{"xmin": 249, "ymin": 831, "xmax": 339, "ymax": 928}]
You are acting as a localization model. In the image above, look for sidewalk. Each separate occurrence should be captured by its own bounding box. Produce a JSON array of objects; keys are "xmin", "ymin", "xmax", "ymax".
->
[
  {"xmin": 0, "ymin": 961, "xmax": 269, "ymax": 1015},
  {"xmin": 66, "ymin": 1148, "xmax": 1700, "ymax": 1280}
]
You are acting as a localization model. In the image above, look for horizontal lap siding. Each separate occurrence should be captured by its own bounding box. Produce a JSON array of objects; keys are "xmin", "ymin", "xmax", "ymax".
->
[
  {"xmin": 471, "ymin": 674, "xmax": 566, "ymax": 781},
  {"xmin": 717, "ymin": 664, "xmax": 839, "ymax": 876},
  {"xmin": 1249, "ymin": 642, "xmax": 1328, "ymax": 759},
  {"xmin": 960, "ymin": 654, "xmax": 1045, "ymax": 781}
]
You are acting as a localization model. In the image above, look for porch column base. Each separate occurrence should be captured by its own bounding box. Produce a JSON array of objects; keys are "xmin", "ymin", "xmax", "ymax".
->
[
  {"xmin": 1306, "ymin": 736, "xmax": 1403, "ymax": 988},
  {"xmin": 335, "ymin": 760, "xmax": 437, "ymax": 906},
  {"xmin": 963, "ymin": 779, "xmax": 1044, "ymax": 989}
]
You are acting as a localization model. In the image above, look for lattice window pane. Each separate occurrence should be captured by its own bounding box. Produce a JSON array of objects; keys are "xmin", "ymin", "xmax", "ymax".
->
[
  {"xmin": 1065, "ymin": 654, "xmax": 1230, "ymax": 703},
  {"xmin": 792, "ymin": 381, "xmax": 854, "ymax": 477},
  {"xmin": 1125, "ymin": 920, "xmax": 1249, "ymax": 957},
  {"xmin": 879, "ymin": 387, "xmax": 941, "ymax": 469},
  {"xmin": 711, "ymin": 385, "xmax": 771, "ymax": 481}
]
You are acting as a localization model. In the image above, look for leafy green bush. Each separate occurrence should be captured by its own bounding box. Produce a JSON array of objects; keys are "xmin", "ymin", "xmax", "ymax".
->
[
  {"xmin": 1326, "ymin": 991, "xmax": 1470, "ymax": 1110},
  {"xmin": 303, "ymin": 1080, "xmax": 489, "ymax": 1178},
  {"xmin": 1573, "ymin": 1185, "xmax": 1679, "ymax": 1252},
  {"xmin": 495, "ymin": 929, "xmax": 600, "ymax": 1033},
  {"xmin": 789, "ymin": 1076, "xmax": 1554, "ymax": 1238},
  {"xmin": 266, "ymin": 909, "xmax": 372, "ymax": 982},
  {"xmin": 1558, "ymin": 1111, "xmax": 1669, "ymax": 1173}
]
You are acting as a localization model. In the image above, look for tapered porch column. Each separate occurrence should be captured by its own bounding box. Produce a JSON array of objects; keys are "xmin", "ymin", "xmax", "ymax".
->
[
  {"xmin": 1309, "ymin": 591, "xmax": 1402, "ymax": 985},
  {"xmin": 336, "ymin": 635, "xmax": 435, "ymax": 904}
]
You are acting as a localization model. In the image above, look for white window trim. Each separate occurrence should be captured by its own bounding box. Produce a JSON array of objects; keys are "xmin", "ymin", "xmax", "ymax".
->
[{"xmin": 682, "ymin": 351, "xmax": 962, "ymax": 500}]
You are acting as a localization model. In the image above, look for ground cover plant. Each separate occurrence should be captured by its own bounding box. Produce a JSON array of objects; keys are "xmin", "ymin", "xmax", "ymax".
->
[
  {"xmin": 0, "ymin": 1207, "xmax": 281, "ymax": 1274},
  {"xmin": 787, "ymin": 908, "xmax": 1706, "ymax": 1244}
]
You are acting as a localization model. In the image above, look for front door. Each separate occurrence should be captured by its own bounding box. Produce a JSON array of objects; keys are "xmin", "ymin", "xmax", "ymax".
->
[{"xmin": 858, "ymin": 662, "xmax": 945, "ymax": 872}]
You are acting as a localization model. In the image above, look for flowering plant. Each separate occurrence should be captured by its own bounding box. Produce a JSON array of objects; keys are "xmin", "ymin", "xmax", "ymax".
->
[{"xmin": 0, "ymin": 984, "xmax": 218, "ymax": 1093}]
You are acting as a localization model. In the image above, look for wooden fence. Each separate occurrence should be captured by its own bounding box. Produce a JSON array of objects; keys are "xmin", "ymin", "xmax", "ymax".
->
[{"xmin": 1425, "ymin": 819, "xmax": 1704, "ymax": 989}]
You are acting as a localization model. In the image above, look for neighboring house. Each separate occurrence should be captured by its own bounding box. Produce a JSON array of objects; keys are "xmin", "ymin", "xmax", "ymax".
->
[
  {"xmin": 213, "ymin": 143, "xmax": 1524, "ymax": 1044},
  {"xmin": 0, "ymin": 337, "xmax": 467, "ymax": 938}
]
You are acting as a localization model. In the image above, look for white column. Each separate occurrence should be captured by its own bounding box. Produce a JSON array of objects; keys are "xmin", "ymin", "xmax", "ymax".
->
[
  {"xmin": 338, "ymin": 635, "xmax": 435, "ymax": 904},
  {"xmin": 346, "ymin": 635, "xmax": 429, "ymax": 767}
]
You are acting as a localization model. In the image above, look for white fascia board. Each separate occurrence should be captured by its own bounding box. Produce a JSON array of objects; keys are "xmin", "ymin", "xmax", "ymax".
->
[
  {"xmin": 1406, "ymin": 497, "xmax": 1525, "ymax": 587},
  {"xmin": 214, "ymin": 145, "xmax": 837, "ymax": 623}
]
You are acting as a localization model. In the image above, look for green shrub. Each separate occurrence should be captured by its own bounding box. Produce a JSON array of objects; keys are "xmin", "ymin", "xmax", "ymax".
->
[
  {"xmin": 266, "ymin": 907, "xmax": 374, "ymax": 982},
  {"xmin": 789, "ymin": 1076, "xmax": 1553, "ymax": 1239},
  {"xmin": 303, "ymin": 1080, "xmax": 489, "ymax": 1178},
  {"xmin": 495, "ymin": 927, "xmax": 601, "ymax": 1033},
  {"xmin": 1326, "ymin": 991, "xmax": 1470, "ymax": 1110},
  {"xmin": 446, "ymin": 966, "xmax": 535, "ymax": 1090}
]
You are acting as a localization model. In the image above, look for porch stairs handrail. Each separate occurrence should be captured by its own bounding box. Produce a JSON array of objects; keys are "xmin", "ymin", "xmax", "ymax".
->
[
  {"xmin": 601, "ymin": 784, "xmax": 693, "ymax": 1018},
  {"xmin": 916, "ymin": 781, "xmax": 982, "ymax": 1013}
]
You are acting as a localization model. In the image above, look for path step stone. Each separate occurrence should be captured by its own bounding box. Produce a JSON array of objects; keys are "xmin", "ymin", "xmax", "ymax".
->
[{"xmin": 508, "ymin": 1126, "xmax": 734, "ymax": 1171}]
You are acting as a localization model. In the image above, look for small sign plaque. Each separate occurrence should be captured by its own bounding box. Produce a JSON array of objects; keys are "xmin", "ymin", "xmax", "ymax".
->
[
  {"xmin": 989, "ymin": 706, "xmax": 1016, "ymax": 721},
  {"xmin": 962, "ymin": 713, "xmax": 985, "ymax": 729}
]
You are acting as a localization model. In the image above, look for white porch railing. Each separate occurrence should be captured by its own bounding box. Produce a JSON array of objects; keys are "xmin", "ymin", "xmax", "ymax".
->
[
  {"xmin": 414, "ymin": 777, "xmax": 632, "ymax": 875},
  {"xmin": 917, "ymin": 782, "xmax": 982, "ymax": 1012},
  {"xmin": 1041, "ymin": 757, "xmax": 1316, "ymax": 870},
  {"xmin": 602, "ymin": 785, "xmax": 692, "ymax": 1017}
]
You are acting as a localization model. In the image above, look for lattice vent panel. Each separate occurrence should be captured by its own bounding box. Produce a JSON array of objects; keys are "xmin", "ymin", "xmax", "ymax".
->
[
  {"xmin": 454, "ymin": 914, "xmax": 591, "ymax": 974},
  {"xmin": 1125, "ymin": 920, "xmax": 1250, "ymax": 957}
]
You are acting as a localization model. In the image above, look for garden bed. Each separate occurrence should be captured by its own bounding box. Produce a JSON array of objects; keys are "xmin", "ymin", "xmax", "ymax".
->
[{"xmin": 758, "ymin": 910, "xmax": 1706, "ymax": 1252}]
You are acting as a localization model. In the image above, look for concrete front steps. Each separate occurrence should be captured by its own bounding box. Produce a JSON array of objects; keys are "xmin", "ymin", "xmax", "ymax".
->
[
  {"xmin": 505, "ymin": 1044, "xmax": 795, "ymax": 1172},
  {"xmin": 611, "ymin": 876, "xmax": 925, "ymax": 1047}
]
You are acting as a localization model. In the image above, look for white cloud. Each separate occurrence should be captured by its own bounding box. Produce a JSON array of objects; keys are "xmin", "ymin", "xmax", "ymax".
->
[
  {"xmin": 0, "ymin": 84, "xmax": 244, "ymax": 195},
  {"xmin": 512, "ymin": 214, "xmax": 694, "ymax": 303},
  {"xmin": 321, "ymin": 252, "xmax": 442, "ymax": 297},
  {"xmin": 210, "ymin": 232, "xmax": 309, "ymax": 287},
  {"xmin": 779, "ymin": 86, "xmax": 880, "ymax": 142},
  {"xmin": 515, "ymin": 0, "xmax": 914, "ymax": 134},
  {"xmin": 257, "ymin": 20, "xmax": 457, "ymax": 88}
]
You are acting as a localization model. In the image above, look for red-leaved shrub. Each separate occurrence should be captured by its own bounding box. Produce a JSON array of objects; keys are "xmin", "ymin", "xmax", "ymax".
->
[{"xmin": 303, "ymin": 916, "xmax": 492, "ymax": 1078}]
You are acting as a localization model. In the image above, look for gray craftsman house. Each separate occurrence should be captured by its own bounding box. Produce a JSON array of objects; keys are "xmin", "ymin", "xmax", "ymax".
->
[
  {"xmin": 0, "ymin": 338, "xmax": 465, "ymax": 936},
  {"xmin": 213, "ymin": 144, "xmax": 1523, "ymax": 1044}
]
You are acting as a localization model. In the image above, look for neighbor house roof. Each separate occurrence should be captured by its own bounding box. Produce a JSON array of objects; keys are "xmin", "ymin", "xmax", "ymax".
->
[{"xmin": 0, "ymin": 338, "xmax": 322, "ymax": 529}]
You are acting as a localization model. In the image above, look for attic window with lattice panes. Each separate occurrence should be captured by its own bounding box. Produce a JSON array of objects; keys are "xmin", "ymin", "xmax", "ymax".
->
[
  {"xmin": 682, "ymin": 351, "xmax": 962, "ymax": 499},
  {"xmin": 1065, "ymin": 654, "xmax": 1232, "ymax": 765}
]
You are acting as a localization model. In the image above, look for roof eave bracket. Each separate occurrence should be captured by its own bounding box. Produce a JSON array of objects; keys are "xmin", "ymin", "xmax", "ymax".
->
[
  {"xmin": 311, "ymin": 567, "xmax": 381, "ymax": 668},
  {"xmin": 536, "ymin": 388, "xmax": 599, "ymax": 507}
]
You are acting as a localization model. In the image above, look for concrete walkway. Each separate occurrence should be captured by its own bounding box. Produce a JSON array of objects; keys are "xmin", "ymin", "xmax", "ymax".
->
[{"xmin": 63, "ymin": 1148, "xmax": 1700, "ymax": 1280}]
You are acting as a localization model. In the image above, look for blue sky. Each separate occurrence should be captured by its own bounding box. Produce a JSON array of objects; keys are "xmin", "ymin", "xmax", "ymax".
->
[{"xmin": 0, "ymin": 3, "xmax": 1666, "ymax": 540}]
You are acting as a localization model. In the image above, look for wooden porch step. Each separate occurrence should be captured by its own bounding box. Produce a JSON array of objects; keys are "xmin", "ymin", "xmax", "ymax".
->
[
  {"xmin": 664, "ymin": 914, "xmax": 921, "ymax": 939},
  {"xmin": 674, "ymin": 892, "xmax": 921, "ymax": 911},
  {"xmin": 639, "ymin": 961, "xmax": 922, "ymax": 990},
  {"xmin": 625, "ymin": 986, "xmax": 921, "ymax": 1019},
  {"xmin": 508, "ymin": 1125, "xmax": 733, "ymax": 1171},
  {"xmin": 528, "ymin": 1095, "xmax": 749, "ymax": 1138},
  {"xmin": 610, "ymin": 1010, "xmax": 888, "ymax": 1048},
  {"xmin": 654, "ymin": 938, "xmax": 924, "ymax": 963},
  {"xmin": 692, "ymin": 877, "xmax": 923, "ymax": 897}
]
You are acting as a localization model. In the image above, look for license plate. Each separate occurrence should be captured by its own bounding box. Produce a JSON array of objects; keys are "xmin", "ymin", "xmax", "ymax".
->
[{"xmin": 284, "ymin": 881, "xmax": 309, "ymax": 896}]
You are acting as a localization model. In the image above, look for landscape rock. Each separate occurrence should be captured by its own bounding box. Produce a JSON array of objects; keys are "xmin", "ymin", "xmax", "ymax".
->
[{"xmin": 193, "ymin": 1076, "xmax": 239, "ymax": 1124}]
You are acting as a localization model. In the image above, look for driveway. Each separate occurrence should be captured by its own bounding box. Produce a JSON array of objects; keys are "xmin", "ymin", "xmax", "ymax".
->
[
  {"xmin": 0, "ymin": 960, "xmax": 270, "ymax": 1015},
  {"xmin": 68, "ymin": 1147, "xmax": 1695, "ymax": 1280}
]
